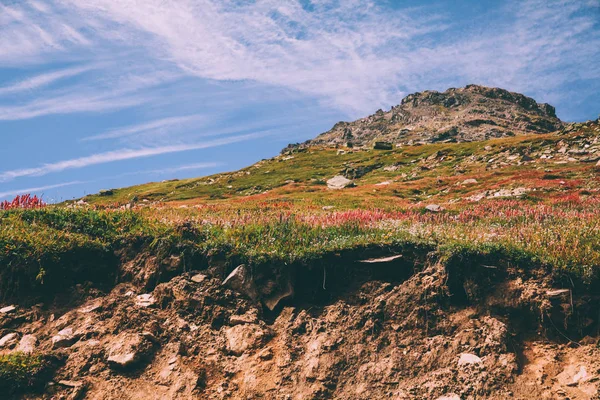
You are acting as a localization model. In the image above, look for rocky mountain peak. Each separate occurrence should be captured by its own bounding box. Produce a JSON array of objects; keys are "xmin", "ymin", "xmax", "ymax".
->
[{"xmin": 285, "ymin": 84, "xmax": 563, "ymax": 151}]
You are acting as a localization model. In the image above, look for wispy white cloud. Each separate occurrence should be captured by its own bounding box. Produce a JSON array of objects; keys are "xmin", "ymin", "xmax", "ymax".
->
[
  {"xmin": 0, "ymin": 181, "xmax": 84, "ymax": 199},
  {"xmin": 82, "ymin": 115, "xmax": 205, "ymax": 141},
  {"xmin": 0, "ymin": 130, "xmax": 273, "ymax": 182},
  {"xmin": 47, "ymin": 0, "xmax": 599, "ymax": 116},
  {"xmin": 0, "ymin": 91, "xmax": 149, "ymax": 120},
  {"xmin": 0, "ymin": 64, "xmax": 97, "ymax": 96}
]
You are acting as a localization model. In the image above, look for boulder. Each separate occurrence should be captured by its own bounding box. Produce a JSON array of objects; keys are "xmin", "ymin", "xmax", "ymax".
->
[
  {"xmin": 106, "ymin": 332, "xmax": 154, "ymax": 369},
  {"xmin": 461, "ymin": 178, "xmax": 478, "ymax": 185},
  {"xmin": 373, "ymin": 141, "xmax": 393, "ymax": 150},
  {"xmin": 16, "ymin": 334, "xmax": 38, "ymax": 354},
  {"xmin": 0, "ymin": 332, "xmax": 18, "ymax": 348},
  {"xmin": 222, "ymin": 265, "xmax": 259, "ymax": 301},
  {"xmin": 425, "ymin": 204, "xmax": 443, "ymax": 212},
  {"xmin": 326, "ymin": 175, "xmax": 354, "ymax": 190}
]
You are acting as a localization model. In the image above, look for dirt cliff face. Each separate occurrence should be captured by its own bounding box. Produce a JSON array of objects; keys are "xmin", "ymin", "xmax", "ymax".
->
[
  {"xmin": 286, "ymin": 85, "xmax": 564, "ymax": 150},
  {"xmin": 1, "ymin": 247, "xmax": 599, "ymax": 399}
]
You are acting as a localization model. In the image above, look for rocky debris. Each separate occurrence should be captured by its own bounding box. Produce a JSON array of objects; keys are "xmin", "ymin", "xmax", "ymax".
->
[
  {"xmin": 106, "ymin": 332, "xmax": 155, "ymax": 369},
  {"xmin": 0, "ymin": 332, "xmax": 18, "ymax": 348},
  {"xmin": 135, "ymin": 293, "xmax": 156, "ymax": 308},
  {"xmin": 222, "ymin": 264, "xmax": 259, "ymax": 302},
  {"xmin": 224, "ymin": 324, "xmax": 270, "ymax": 356},
  {"xmin": 0, "ymin": 305, "xmax": 16, "ymax": 314},
  {"xmin": 16, "ymin": 334, "xmax": 38, "ymax": 353},
  {"xmin": 326, "ymin": 175, "xmax": 354, "ymax": 189}
]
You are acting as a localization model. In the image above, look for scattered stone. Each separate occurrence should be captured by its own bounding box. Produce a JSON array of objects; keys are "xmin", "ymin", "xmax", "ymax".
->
[
  {"xmin": 425, "ymin": 204, "xmax": 443, "ymax": 212},
  {"xmin": 461, "ymin": 178, "xmax": 478, "ymax": 185},
  {"xmin": 359, "ymin": 255, "xmax": 403, "ymax": 264},
  {"xmin": 52, "ymin": 327, "xmax": 79, "ymax": 349},
  {"xmin": 106, "ymin": 332, "xmax": 154, "ymax": 369},
  {"xmin": 322, "ymin": 206, "xmax": 335, "ymax": 210},
  {"xmin": 458, "ymin": 353, "xmax": 482, "ymax": 366},
  {"xmin": 222, "ymin": 264, "xmax": 259, "ymax": 302},
  {"xmin": 16, "ymin": 334, "xmax": 38, "ymax": 354},
  {"xmin": 383, "ymin": 165, "xmax": 399, "ymax": 172},
  {"xmin": 0, "ymin": 305, "xmax": 16, "ymax": 314},
  {"xmin": 135, "ymin": 293, "xmax": 156, "ymax": 308},
  {"xmin": 0, "ymin": 332, "xmax": 19, "ymax": 348},
  {"xmin": 58, "ymin": 380, "xmax": 85, "ymax": 388},
  {"xmin": 326, "ymin": 175, "xmax": 354, "ymax": 190},
  {"xmin": 375, "ymin": 181, "xmax": 391, "ymax": 186},
  {"xmin": 191, "ymin": 274, "xmax": 207, "ymax": 283}
]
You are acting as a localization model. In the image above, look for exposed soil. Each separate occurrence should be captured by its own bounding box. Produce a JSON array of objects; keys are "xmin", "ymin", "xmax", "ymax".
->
[{"xmin": 1, "ymin": 249, "xmax": 599, "ymax": 399}]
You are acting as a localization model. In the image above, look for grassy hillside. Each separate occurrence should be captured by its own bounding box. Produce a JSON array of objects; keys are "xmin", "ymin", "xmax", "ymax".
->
[
  {"xmin": 80, "ymin": 120, "xmax": 600, "ymax": 209},
  {"xmin": 0, "ymin": 120, "xmax": 598, "ymax": 304}
]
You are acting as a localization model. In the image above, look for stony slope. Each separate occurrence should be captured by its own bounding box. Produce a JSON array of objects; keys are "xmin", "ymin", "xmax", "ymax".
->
[{"xmin": 285, "ymin": 84, "xmax": 563, "ymax": 150}]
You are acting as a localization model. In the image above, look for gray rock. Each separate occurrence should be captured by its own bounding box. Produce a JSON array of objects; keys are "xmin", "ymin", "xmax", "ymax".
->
[
  {"xmin": 222, "ymin": 265, "xmax": 259, "ymax": 301},
  {"xmin": 425, "ymin": 204, "xmax": 443, "ymax": 212},
  {"xmin": 326, "ymin": 175, "xmax": 354, "ymax": 190},
  {"xmin": 0, "ymin": 332, "xmax": 19, "ymax": 348},
  {"xmin": 106, "ymin": 332, "xmax": 154, "ymax": 369},
  {"xmin": 52, "ymin": 327, "xmax": 79, "ymax": 349},
  {"xmin": 461, "ymin": 178, "xmax": 478, "ymax": 185},
  {"xmin": 16, "ymin": 334, "xmax": 38, "ymax": 354}
]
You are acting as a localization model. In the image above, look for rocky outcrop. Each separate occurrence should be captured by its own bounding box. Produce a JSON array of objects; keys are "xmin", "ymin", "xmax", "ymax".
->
[{"xmin": 284, "ymin": 84, "xmax": 564, "ymax": 151}]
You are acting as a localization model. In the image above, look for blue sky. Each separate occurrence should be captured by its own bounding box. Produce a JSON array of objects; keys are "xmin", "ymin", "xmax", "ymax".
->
[{"xmin": 0, "ymin": 0, "xmax": 599, "ymax": 202}]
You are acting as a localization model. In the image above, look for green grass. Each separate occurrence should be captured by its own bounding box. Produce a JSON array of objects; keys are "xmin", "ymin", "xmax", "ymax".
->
[{"xmin": 0, "ymin": 353, "xmax": 51, "ymax": 394}]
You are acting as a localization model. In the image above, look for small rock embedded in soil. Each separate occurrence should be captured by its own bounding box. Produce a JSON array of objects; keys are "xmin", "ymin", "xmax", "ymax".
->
[
  {"xmin": 0, "ymin": 332, "xmax": 18, "ymax": 348},
  {"xmin": 0, "ymin": 305, "xmax": 16, "ymax": 314},
  {"xmin": 52, "ymin": 327, "xmax": 79, "ymax": 349},
  {"xmin": 359, "ymin": 254, "xmax": 402, "ymax": 263},
  {"xmin": 458, "ymin": 353, "xmax": 482, "ymax": 366},
  {"xmin": 225, "ymin": 324, "xmax": 269, "ymax": 356},
  {"xmin": 191, "ymin": 273, "xmax": 207, "ymax": 283},
  {"xmin": 135, "ymin": 293, "xmax": 156, "ymax": 308},
  {"xmin": 106, "ymin": 332, "xmax": 155, "ymax": 369}
]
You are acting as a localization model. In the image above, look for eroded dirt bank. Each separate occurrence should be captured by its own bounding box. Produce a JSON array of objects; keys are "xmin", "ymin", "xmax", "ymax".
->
[{"xmin": 1, "ymin": 248, "xmax": 599, "ymax": 400}]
